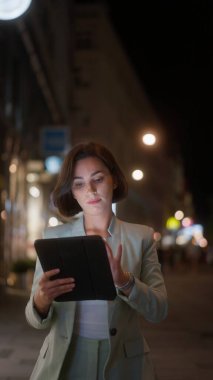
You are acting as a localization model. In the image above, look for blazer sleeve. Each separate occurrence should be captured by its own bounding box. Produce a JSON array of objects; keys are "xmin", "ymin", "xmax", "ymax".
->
[
  {"xmin": 117, "ymin": 227, "xmax": 168, "ymax": 323},
  {"xmin": 25, "ymin": 227, "xmax": 56, "ymax": 330},
  {"xmin": 25, "ymin": 256, "xmax": 54, "ymax": 330}
]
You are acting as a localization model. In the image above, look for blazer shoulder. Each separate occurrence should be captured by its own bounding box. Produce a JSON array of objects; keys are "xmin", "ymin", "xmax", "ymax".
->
[
  {"xmin": 43, "ymin": 223, "xmax": 68, "ymax": 238},
  {"xmin": 43, "ymin": 214, "xmax": 81, "ymax": 238},
  {"xmin": 119, "ymin": 219, "xmax": 154, "ymax": 238}
]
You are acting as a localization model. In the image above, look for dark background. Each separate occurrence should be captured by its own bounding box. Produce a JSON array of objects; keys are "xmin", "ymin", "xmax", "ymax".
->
[{"xmin": 106, "ymin": 0, "xmax": 213, "ymax": 228}]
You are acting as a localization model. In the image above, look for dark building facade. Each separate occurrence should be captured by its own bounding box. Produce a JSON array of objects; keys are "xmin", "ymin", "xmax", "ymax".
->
[{"xmin": 0, "ymin": 1, "xmax": 189, "ymax": 287}]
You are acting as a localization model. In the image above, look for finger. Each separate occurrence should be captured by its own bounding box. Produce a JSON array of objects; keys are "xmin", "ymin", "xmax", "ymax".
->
[
  {"xmin": 50, "ymin": 277, "xmax": 75, "ymax": 287},
  {"xmin": 41, "ymin": 279, "xmax": 75, "ymax": 296},
  {"xmin": 44, "ymin": 268, "xmax": 60, "ymax": 279},
  {"xmin": 42, "ymin": 273, "xmax": 74, "ymax": 289},
  {"xmin": 42, "ymin": 277, "xmax": 75, "ymax": 291},
  {"xmin": 48, "ymin": 282, "xmax": 76, "ymax": 298},
  {"xmin": 39, "ymin": 269, "xmax": 59, "ymax": 286},
  {"xmin": 104, "ymin": 240, "xmax": 113, "ymax": 260},
  {"xmin": 51, "ymin": 282, "xmax": 75, "ymax": 295}
]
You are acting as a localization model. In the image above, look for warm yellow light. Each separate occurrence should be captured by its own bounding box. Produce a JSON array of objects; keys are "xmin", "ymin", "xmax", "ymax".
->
[
  {"xmin": 0, "ymin": 210, "xmax": 7, "ymax": 220},
  {"xmin": 174, "ymin": 210, "xmax": 184, "ymax": 220},
  {"xmin": 26, "ymin": 173, "xmax": 39, "ymax": 183},
  {"xmin": 198, "ymin": 238, "xmax": 208, "ymax": 248},
  {"xmin": 9, "ymin": 163, "xmax": 17, "ymax": 174},
  {"xmin": 48, "ymin": 217, "xmax": 59, "ymax": 227},
  {"xmin": 132, "ymin": 169, "xmax": 144, "ymax": 181},
  {"xmin": 142, "ymin": 133, "xmax": 156, "ymax": 146},
  {"xmin": 176, "ymin": 235, "xmax": 190, "ymax": 245},
  {"xmin": 154, "ymin": 231, "xmax": 161, "ymax": 241}
]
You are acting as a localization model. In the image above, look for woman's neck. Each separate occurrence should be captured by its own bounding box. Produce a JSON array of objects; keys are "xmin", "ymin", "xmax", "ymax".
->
[{"xmin": 84, "ymin": 211, "xmax": 113, "ymax": 237}]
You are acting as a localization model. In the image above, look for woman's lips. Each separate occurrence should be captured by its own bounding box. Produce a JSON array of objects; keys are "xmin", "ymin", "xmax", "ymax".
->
[{"xmin": 87, "ymin": 198, "xmax": 101, "ymax": 205}]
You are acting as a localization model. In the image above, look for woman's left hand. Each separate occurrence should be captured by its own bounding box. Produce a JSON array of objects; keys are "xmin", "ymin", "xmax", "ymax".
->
[{"xmin": 104, "ymin": 241, "xmax": 130, "ymax": 288}]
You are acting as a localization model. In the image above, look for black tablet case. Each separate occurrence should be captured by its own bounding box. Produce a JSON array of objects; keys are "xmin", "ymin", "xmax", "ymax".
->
[{"xmin": 34, "ymin": 235, "xmax": 116, "ymax": 302}]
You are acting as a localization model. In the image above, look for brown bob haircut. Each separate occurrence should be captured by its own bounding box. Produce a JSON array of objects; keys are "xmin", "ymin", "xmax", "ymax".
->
[{"xmin": 52, "ymin": 141, "xmax": 128, "ymax": 217}]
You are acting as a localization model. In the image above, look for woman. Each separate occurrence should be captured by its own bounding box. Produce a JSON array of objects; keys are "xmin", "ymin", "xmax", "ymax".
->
[{"xmin": 26, "ymin": 141, "xmax": 168, "ymax": 380}]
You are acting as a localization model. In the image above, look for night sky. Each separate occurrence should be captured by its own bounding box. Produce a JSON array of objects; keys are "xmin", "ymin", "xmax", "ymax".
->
[{"xmin": 107, "ymin": 0, "xmax": 213, "ymax": 228}]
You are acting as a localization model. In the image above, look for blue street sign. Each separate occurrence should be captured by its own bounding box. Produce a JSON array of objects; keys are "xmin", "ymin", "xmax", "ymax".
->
[{"xmin": 40, "ymin": 127, "xmax": 69, "ymax": 156}]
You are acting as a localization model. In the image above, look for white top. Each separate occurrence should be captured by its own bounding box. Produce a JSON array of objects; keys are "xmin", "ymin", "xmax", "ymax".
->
[
  {"xmin": 73, "ymin": 300, "xmax": 109, "ymax": 339},
  {"xmin": 73, "ymin": 223, "xmax": 115, "ymax": 340}
]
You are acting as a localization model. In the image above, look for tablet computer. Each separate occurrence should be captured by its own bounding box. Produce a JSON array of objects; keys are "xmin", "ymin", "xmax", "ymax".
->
[{"xmin": 34, "ymin": 235, "xmax": 116, "ymax": 302}]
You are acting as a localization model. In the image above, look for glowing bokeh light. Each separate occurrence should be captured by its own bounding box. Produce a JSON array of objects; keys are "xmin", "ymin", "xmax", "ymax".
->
[
  {"xmin": 9, "ymin": 163, "xmax": 17, "ymax": 173},
  {"xmin": 0, "ymin": 0, "xmax": 32, "ymax": 20},
  {"xmin": 176, "ymin": 234, "xmax": 191, "ymax": 245},
  {"xmin": 174, "ymin": 210, "xmax": 184, "ymax": 220},
  {"xmin": 132, "ymin": 169, "xmax": 144, "ymax": 181},
  {"xmin": 48, "ymin": 217, "xmax": 59, "ymax": 227},
  {"xmin": 26, "ymin": 173, "xmax": 39, "ymax": 183},
  {"xmin": 154, "ymin": 231, "xmax": 161, "ymax": 241},
  {"xmin": 198, "ymin": 238, "xmax": 208, "ymax": 248},
  {"xmin": 166, "ymin": 216, "xmax": 180, "ymax": 230},
  {"xmin": 29, "ymin": 186, "xmax": 40, "ymax": 198},
  {"xmin": 142, "ymin": 133, "xmax": 156, "ymax": 146},
  {"xmin": 182, "ymin": 217, "xmax": 193, "ymax": 227},
  {"xmin": 45, "ymin": 156, "xmax": 62, "ymax": 174},
  {"xmin": 0, "ymin": 210, "xmax": 7, "ymax": 220}
]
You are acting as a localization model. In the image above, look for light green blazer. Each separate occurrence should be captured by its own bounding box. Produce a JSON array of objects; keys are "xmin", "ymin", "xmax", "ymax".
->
[{"xmin": 25, "ymin": 213, "xmax": 168, "ymax": 380}]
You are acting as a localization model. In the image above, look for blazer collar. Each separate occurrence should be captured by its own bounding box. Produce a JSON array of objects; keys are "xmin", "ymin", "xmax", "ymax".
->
[
  {"xmin": 70, "ymin": 212, "xmax": 86, "ymax": 236},
  {"xmin": 71, "ymin": 211, "xmax": 119, "ymax": 237},
  {"xmin": 108, "ymin": 213, "xmax": 118, "ymax": 236}
]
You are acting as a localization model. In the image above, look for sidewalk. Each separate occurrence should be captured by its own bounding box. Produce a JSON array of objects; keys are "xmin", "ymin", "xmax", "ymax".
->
[
  {"xmin": 145, "ymin": 269, "xmax": 213, "ymax": 380},
  {"xmin": 0, "ymin": 267, "xmax": 213, "ymax": 380},
  {"xmin": 0, "ymin": 288, "xmax": 46, "ymax": 380}
]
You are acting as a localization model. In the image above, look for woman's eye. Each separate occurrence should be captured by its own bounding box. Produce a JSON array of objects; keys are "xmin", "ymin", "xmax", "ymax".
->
[
  {"xmin": 94, "ymin": 177, "xmax": 104, "ymax": 183},
  {"xmin": 73, "ymin": 182, "xmax": 84, "ymax": 189}
]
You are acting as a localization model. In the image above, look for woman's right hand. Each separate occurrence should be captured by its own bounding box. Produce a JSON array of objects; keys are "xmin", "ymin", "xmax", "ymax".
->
[{"xmin": 33, "ymin": 269, "xmax": 75, "ymax": 316}]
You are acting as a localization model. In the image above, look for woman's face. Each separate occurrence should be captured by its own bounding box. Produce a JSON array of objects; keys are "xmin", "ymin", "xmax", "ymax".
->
[{"xmin": 71, "ymin": 156, "xmax": 115, "ymax": 216}]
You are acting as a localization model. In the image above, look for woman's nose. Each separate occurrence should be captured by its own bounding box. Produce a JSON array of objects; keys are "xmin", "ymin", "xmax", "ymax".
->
[{"xmin": 86, "ymin": 183, "xmax": 96, "ymax": 194}]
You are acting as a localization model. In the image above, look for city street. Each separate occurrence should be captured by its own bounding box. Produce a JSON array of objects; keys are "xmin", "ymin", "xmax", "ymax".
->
[
  {"xmin": 0, "ymin": 3, "xmax": 212, "ymax": 380},
  {"xmin": 0, "ymin": 266, "xmax": 213, "ymax": 380}
]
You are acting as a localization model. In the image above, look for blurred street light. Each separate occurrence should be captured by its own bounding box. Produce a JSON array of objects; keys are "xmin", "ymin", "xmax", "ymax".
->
[
  {"xmin": 0, "ymin": 0, "xmax": 32, "ymax": 20},
  {"xmin": 174, "ymin": 210, "xmax": 184, "ymax": 220},
  {"xmin": 166, "ymin": 216, "xmax": 180, "ymax": 230},
  {"xmin": 48, "ymin": 217, "xmax": 59, "ymax": 227},
  {"xmin": 29, "ymin": 186, "xmax": 40, "ymax": 198},
  {"xmin": 142, "ymin": 133, "xmax": 156, "ymax": 146},
  {"xmin": 45, "ymin": 156, "xmax": 62, "ymax": 174},
  {"xmin": 132, "ymin": 169, "xmax": 144, "ymax": 181},
  {"xmin": 26, "ymin": 173, "xmax": 39, "ymax": 183},
  {"xmin": 182, "ymin": 217, "xmax": 193, "ymax": 227},
  {"xmin": 9, "ymin": 163, "xmax": 17, "ymax": 174}
]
